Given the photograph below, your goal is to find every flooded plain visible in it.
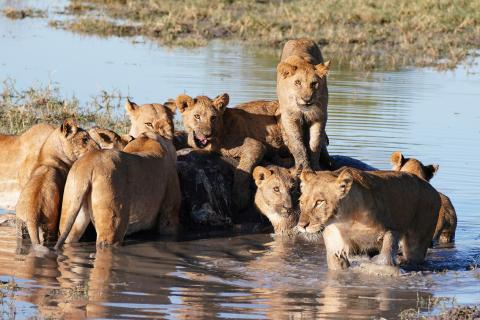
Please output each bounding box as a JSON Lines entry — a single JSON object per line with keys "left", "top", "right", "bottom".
{"left": 1, "top": 1, "right": 480, "bottom": 319}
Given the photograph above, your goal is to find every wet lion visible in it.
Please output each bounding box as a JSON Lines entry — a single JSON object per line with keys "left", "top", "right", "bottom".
{"left": 15, "top": 119, "right": 99, "bottom": 250}
{"left": 297, "top": 168, "right": 441, "bottom": 270}
{"left": 277, "top": 39, "right": 331, "bottom": 171}
{"left": 390, "top": 151, "right": 457, "bottom": 244}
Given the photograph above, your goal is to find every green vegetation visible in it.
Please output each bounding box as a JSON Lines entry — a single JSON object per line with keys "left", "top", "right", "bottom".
{"left": 48, "top": 0, "right": 480, "bottom": 70}
{"left": 0, "top": 80, "right": 130, "bottom": 135}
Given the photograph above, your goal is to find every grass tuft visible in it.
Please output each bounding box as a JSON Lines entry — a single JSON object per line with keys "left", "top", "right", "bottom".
{"left": 2, "top": 7, "right": 46, "bottom": 20}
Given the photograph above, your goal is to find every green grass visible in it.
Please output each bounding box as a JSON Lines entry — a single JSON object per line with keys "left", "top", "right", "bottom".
{"left": 48, "top": 0, "right": 480, "bottom": 70}
{"left": 0, "top": 79, "right": 130, "bottom": 135}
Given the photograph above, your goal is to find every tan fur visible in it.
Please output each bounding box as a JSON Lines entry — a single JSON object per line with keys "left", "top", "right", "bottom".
{"left": 0, "top": 124, "right": 54, "bottom": 209}
{"left": 297, "top": 168, "right": 441, "bottom": 270}
{"left": 253, "top": 165, "right": 299, "bottom": 236}
{"left": 125, "top": 98, "right": 175, "bottom": 139}
{"left": 390, "top": 151, "right": 457, "bottom": 244}
{"left": 88, "top": 127, "right": 133, "bottom": 150}
{"left": 56, "top": 114, "right": 180, "bottom": 249}
{"left": 177, "top": 94, "right": 290, "bottom": 210}
{"left": 15, "top": 119, "right": 99, "bottom": 249}
{"left": 277, "top": 39, "right": 331, "bottom": 171}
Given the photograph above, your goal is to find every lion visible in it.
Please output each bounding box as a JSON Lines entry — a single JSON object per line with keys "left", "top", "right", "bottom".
{"left": 88, "top": 127, "right": 133, "bottom": 150}
{"left": 15, "top": 119, "right": 99, "bottom": 250}
{"left": 276, "top": 38, "right": 331, "bottom": 171}
{"left": 54, "top": 130, "right": 180, "bottom": 249}
{"left": 125, "top": 98, "right": 176, "bottom": 139}
{"left": 253, "top": 165, "right": 300, "bottom": 236}
{"left": 296, "top": 167, "right": 441, "bottom": 270}
{"left": 390, "top": 151, "right": 457, "bottom": 244}
{"left": 176, "top": 94, "right": 291, "bottom": 210}
{"left": 0, "top": 124, "right": 54, "bottom": 209}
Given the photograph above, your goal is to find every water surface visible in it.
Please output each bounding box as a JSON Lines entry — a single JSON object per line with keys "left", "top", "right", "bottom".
{"left": 1, "top": 2, "right": 480, "bottom": 319}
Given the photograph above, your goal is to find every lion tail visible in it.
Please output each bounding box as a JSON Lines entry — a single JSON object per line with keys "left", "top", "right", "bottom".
{"left": 54, "top": 164, "right": 92, "bottom": 250}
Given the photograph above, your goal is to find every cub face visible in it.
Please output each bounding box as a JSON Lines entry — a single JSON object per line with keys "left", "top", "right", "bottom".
{"left": 60, "top": 118, "right": 100, "bottom": 161}
{"left": 297, "top": 169, "right": 353, "bottom": 233}
{"left": 390, "top": 151, "right": 439, "bottom": 182}
{"left": 277, "top": 57, "right": 330, "bottom": 112}
{"left": 175, "top": 93, "right": 229, "bottom": 151}
{"left": 253, "top": 166, "right": 298, "bottom": 217}
{"left": 126, "top": 99, "right": 175, "bottom": 139}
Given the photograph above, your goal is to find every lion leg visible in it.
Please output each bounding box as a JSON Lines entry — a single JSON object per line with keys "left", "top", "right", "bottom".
{"left": 401, "top": 232, "right": 430, "bottom": 266}
{"left": 63, "top": 206, "right": 92, "bottom": 244}
{"left": 281, "top": 117, "right": 310, "bottom": 172}
{"left": 373, "top": 230, "right": 399, "bottom": 266}
{"left": 323, "top": 224, "right": 350, "bottom": 270}
{"left": 95, "top": 207, "right": 127, "bottom": 249}
{"left": 156, "top": 174, "right": 181, "bottom": 236}
{"left": 229, "top": 138, "right": 266, "bottom": 211}
{"left": 436, "top": 195, "right": 457, "bottom": 244}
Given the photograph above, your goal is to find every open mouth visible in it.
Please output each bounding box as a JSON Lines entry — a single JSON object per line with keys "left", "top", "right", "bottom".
{"left": 193, "top": 131, "right": 211, "bottom": 149}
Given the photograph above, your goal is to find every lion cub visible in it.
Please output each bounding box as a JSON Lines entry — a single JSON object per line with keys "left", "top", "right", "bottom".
{"left": 16, "top": 119, "right": 99, "bottom": 249}
{"left": 55, "top": 128, "right": 180, "bottom": 249}
{"left": 390, "top": 152, "right": 457, "bottom": 244}
{"left": 176, "top": 94, "right": 291, "bottom": 210}
{"left": 277, "top": 39, "right": 331, "bottom": 171}
{"left": 253, "top": 166, "right": 299, "bottom": 236}
{"left": 297, "top": 168, "right": 441, "bottom": 270}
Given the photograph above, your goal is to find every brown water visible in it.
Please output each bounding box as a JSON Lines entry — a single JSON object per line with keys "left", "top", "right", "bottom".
{"left": 1, "top": 1, "right": 480, "bottom": 319}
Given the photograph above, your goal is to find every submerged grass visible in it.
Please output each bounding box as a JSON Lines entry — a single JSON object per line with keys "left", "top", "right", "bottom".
{"left": 0, "top": 79, "right": 130, "bottom": 135}
{"left": 49, "top": 0, "right": 480, "bottom": 70}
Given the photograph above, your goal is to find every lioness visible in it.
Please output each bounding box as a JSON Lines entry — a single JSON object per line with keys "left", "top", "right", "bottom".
{"left": 0, "top": 124, "right": 54, "bottom": 209}
{"left": 15, "top": 119, "right": 99, "bottom": 249}
{"left": 253, "top": 165, "right": 299, "bottom": 236}
{"left": 297, "top": 168, "right": 441, "bottom": 270}
{"left": 176, "top": 94, "right": 290, "bottom": 210}
{"left": 55, "top": 131, "right": 180, "bottom": 249}
{"left": 277, "top": 39, "right": 331, "bottom": 171}
{"left": 390, "top": 152, "right": 457, "bottom": 244}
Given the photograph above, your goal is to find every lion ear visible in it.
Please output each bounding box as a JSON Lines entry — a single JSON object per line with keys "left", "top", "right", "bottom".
{"left": 163, "top": 99, "right": 177, "bottom": 115}
{"left": 121, "top": 134, "right": 134, "bottom": 145}
{"left": 61, "top": 118, "right": 78, "bottom": 138}
{"left": 213, "top": 93, "right": 229, "bottom": 111}
{"left": 425, "top": 164, "right": 439, "bottom": 181}
{"left": 253, "top": 166, "right": 272, "bottom": 186}
{"left": 315, "top": 60, "right": 330, "bottom": 78}
{"left": 277, "top": 62, "right": 297, "bottom": 79}
{"left": 125, "top": 98, "right": 138, "bottom": 114}
{"left": 390, "top": 151, "right": 406, "bottom": 169}
{"left": 175, "top": 94, "right": 194, "bottom": 113}
{"left": 336, "top": 168, "right": 353, "bottom": 197}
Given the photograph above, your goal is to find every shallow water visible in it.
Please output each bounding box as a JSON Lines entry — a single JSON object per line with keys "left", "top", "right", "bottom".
{"left": 1, "top": 1, "right": 480, "bottom": 319}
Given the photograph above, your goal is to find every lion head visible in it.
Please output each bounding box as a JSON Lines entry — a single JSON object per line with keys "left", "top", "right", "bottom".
{"left": 57, "top": 118, "right": 100, "bottom": 162}
{"left": 88, "top": 127, "right": 133, "bottom": 150}
{"left": 390, "top": 151, "right": 439, "bottom": 182}
{"left": 175, "top": 93, "right": 229, "bottom": 151}
{"left": 253, "top": 165, "right": 299, "bottom": 233}
{"left": 277, "top": 57, "right": 330, "bottom": 112}
{"left": 297, "top": 168, "right": 353, "bottom": 234}
{"left": 125, "top": 99, "right": 176, "bottom": 139}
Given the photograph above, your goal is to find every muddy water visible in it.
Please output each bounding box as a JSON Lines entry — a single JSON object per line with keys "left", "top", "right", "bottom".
{"left": 1, "top": 2, "right": 480, "bottom": 319}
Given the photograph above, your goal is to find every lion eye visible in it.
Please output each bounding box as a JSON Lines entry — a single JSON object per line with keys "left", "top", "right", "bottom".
{"left": 311, "top": 81, "right": 319, "bottom": 89}
{"left": 145, "top": 122, "right": 153, "bottom": 128}
{"left": 82, "top": 137, "right": 89, "bottom": 144}
{"left": 294, "top": 80, "right": 301, "bottom": 87}
{"left": 273, "top": 186, "right": 280, "bottom": 192}
{"left": 194, "top": 114, "right": 200, "bottom": 120}
{"left": 315, "top": 200, "right": 325, "bottom": 208}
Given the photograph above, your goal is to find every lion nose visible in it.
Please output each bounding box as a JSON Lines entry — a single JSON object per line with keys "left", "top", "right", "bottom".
{"left": 303, "top": 96, "right": 314, "bottom": 104}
